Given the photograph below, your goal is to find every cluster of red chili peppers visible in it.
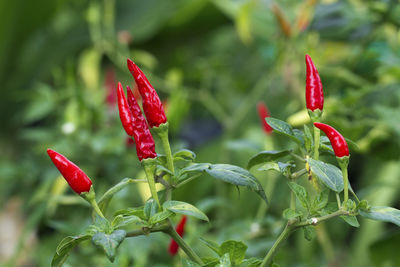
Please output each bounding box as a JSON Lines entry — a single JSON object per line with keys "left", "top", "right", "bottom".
{"left": 47, "top": 58, "right": 187, "bottom": 255}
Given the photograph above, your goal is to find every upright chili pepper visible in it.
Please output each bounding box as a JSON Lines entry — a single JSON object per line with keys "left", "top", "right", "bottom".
{"left": 47, "top": 149, "right": 92, "bottom": 194}
{"left": 127, "top": 59, "right": 167, "bottom": 128}
{"left": 257, "top": 102, "right": 273, "bottom": 134}
{"left": 314, "top": 123, "right": 349, "bottom": 158}
{"left": 305, "top": 55, "right": 324, "bottom": 113}
{"left": 126, "top": 86, "right": 157, "bottom": 161}
{"left": 117, "top": 82, "right": 135, "bottom": 136}
{"left": 168, "top": 216, "right": 188, "bottom": 256}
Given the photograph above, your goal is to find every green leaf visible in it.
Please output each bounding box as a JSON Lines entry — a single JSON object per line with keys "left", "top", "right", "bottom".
{"left": 52, "top": 235, "right": 91, "bottom": 267}
{"left": 283, "top": 208, "right": 302, "bottom": 220}
{"left": 240, "top": 258, "right": 263, "bottom": 267}
{"left": 206, "top": 164, "right": 268, "bottom": 204}
{"left": 216, "top": 253, "right": 231, "bottom": 267}
{"left": 173, "top": 149, "right": 196, "bottom": 161}
{"left": 200, "top": 237, "right": 222, "bottom": 256}
{"left": 278, "top": 161, "right": 296, "bottom": 177}
{"left": 257, "top": 162, "right": 280, "bottom": 172}
{"left": 163, "top": 200, "right": 209, "bottom": 221}
{"left": 265, "top": 118, "right": 302, "bottom": 143}
{"left": 287, "top": 182, "right": 310, "bottom": 210}
{"left": 340, "top": 216, "right": 360, "bottom": 227}
{"left": 303, "top": 226, "right": 316, "bottom": 241}
{"left": 182, "top": 258, "right": 202, "bottom": 267}
{"left": 312, "top": 189, "right": 330, "bottom": 211}
{"left": 114, "top": 207, "right": 146, "bottom": 220}
{"left": 144, "top": 198, "right": 158, "bottom": 220}
{"left": 92, "top": 230, "right": 126, "bottom": 262}
{"left": 220, "top": 240, "right": 248, "bottom": 265}
{"left": 359, "top": 206, "right": 400, "bottom": 226}
{"left": 247, "top": 150, "right": 292, "bottom": 169}
{"left": 307, "top": 158, "right": 344, "bottom": 193}
{"left": 304, "top": 125, "right": 312, "bottom": 152}
{"left": 149, "top": 209, "right": 174, "bottom": 224}
{"left": 111, "top": 215, "right": 145, "bottom": 229}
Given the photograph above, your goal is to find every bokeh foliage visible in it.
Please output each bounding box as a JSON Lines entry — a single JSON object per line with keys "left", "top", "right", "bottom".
{"left": 0, "top": 0, "right": 399, "bottom": 266}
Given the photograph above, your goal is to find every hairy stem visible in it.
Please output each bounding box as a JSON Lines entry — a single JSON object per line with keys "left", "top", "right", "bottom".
{"left": 166, "top": 220, "right": 204, "bottom": 265}
{"left": 341, "top": 165, "right": 349, "bottom": 202}
{"left": 313, "top": 126, "right": 320, "bottom": 160}
{"left": 261, "top": 223, "right": 294, "bottom": 267}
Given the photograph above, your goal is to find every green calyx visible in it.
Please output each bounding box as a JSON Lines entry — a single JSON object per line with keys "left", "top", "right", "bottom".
{"left": 151, "top": 122, "right": 169, "bottom": 134}
{"left": 81, "top": 186, "right": 106, "bottom": 218}
{"left": 142, "top": 158, "right": 161, "bottom": 208}
{"left": 307, "top": 109, "right": 323, "bottom": 123}
{"left": 337, "top": 155, "right": 350, "bottom": 169}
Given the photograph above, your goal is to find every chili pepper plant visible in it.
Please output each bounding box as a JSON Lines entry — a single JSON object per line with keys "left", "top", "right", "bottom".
{"left": 48, "top": 56, "right": 400, "bottom": 267}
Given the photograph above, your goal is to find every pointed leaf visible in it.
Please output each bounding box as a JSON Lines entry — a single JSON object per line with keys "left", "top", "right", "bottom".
{"left": 206, "top": 164, "right": 268, "bottom": 204}
{"left": 265, "top": 118, "right": 302, "bottom": 143}
{"left": 52, "top": 235, "right": 91, "bottom": 267}
{"left": 220, "top": 240, "right": 247, "bottom": 265}
{"left": 92, "top": 230, "right": 126, "bottom": 262}
{"left": 359, "top": 206, "right": 400, "bottom": 226}
{"left": 163, "top": 200, "right": 209, "bottom": 221}
{"left": 307, "top": 158, "right": 344, "bottom": 193}
{"left": 247, "top": 150, "right": 291, "bottom": 169}
{"left": 287, "top": 182, "right": 310, "bottom": 210}
{"left": 340, "top": 216, "right": 360, "bottom": 227}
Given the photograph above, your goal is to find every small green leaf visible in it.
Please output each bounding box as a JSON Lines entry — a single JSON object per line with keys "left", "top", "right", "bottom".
{"left": 265, "top": 118, "right": 302, "bottom": 143}
{"left": 182, "top": 258, "right": 202, "bottom": 267}
{"left": 283, "top": 208, "right": 302, "bottom": 220}
{"left": 247, "top": 150, "right": 291, "bottom": 169}
{"left": 304, "top": 125, "right": 312, "bottom": 152}
{"left": 149, "top": 209, "right": 173, "bottom": 225}
{"left": 92, "top": 230, "right": 126, "bottom": 262}
{"left": 340, "top": 216, "right": 360, "bottom": 227}
{"left": 307, "top": 158, "right": 344, "bottom": 193}
{"left": 173, "top": 149, "right": 196, "bottom": 161}
{"left": 359, "top": 206, "right": 400, "bottom": 226}
{"left": 240, "top": 258, "right": 263, "bottom": 267}
{"left": 257, "top": 162, "right": 280, "bottom": 172}
{"left": 216, "top": 253, "right": 231, "bottom": 267}
{"left": 287, "top": 182, "right": 310, "bottom": 210}
{"left": 52, "top": 235, "right": 91, "bottom": 267}
{"left": 220, "top": 240, "right": 248, "bottom": 265}
{"left": 206, "top": 164, "right": 268, "bottom": 204}
{"left": 144, "top": 198, "right": 158, "bottom": 220}
{"left": 278, "top": 161, "right": 296, "bottom": 177}
{"left": 163, "top": 200, "right": 209, "bottom": 221}
{"left": 114, "top": 207, "right": 146, "bottom": 220}
{"left": 200, "top": 237, "right": 222, "bottom": 256}
{"left": 312, "top": 189, "right": 330, "bottom": 211}
{"left": 303, "top": 226, "right": 316, "bottom": 241}
{"left": 111, "top": 215, "right": 145, "bottom": 229}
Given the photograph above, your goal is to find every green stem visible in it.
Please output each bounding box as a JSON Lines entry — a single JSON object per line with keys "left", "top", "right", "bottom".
{"left": 341, "top": 165, "right": 349, "bottom": 202}
{"left": 143, "top": 161, "right": 161, "bottom": 208}
{"left": 126, "top": 224, "right": 168, "bottom": 237}
{"left": 294, "top": 210, "right": 349, "bottom": 227}
{"left": 313, "top": 126, "right": 320, "bottom": 160}
{"left": 260, "top": 223, "right": 294, "bottom": 267}
{"left": 291, "top": 168, "right": 306, "bottom": 179}
{"left": 89, "top": 198, "right": 105, "bottom": 218}
{"left": 336, "top": 193, "right": 342, "bottom": 209}
{"left": 166, "top": 220, "right": 204, "bottom": 265}
{"left": 157, "top": 126, "right": 175, "bottom": 182}
{"left": 290, "top": 152, "right": 306, "bottom": 162}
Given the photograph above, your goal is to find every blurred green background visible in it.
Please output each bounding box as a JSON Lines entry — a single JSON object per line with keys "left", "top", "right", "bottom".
{"left": 1, "top": 0, "right": 400, "bottom": 266}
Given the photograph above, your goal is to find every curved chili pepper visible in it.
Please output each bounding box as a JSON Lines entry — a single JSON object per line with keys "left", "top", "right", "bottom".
{"left": 117, "top": 82, "right": 135, "bottom": 136}
{"left": 127, "top": 59, "right": 167, "bottom": 128}
{"left": 305, "top": 55, "right": 324, "bottom": 112}
{"left": 168, "top": 216, "right": 188, "bottom": 256}
{"left": 257, "top": 102, "right": 273, "bottom": 134}
{"left": 126, "top": 86, "right": 157, "bottom": 161}
{"left": 47, "top": 149, "right": 92, "bottom": 194}
{"left": 314, "top": 123, "right": 349, "bottom": 157}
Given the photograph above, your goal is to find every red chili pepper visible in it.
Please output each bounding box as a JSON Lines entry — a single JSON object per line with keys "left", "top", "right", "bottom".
{"left": 257, "top": 102, "right": 273, "bottom": 134}
{"left": 117, "top": 82, "right": 135, "bottom": 136}
{"left": 314, "top": 123, "right": 349, "bottom": 157}
{"left": 168, "top": 216, "right": 188, "bottom": 256}
{"left": 305, "top": 55, "right": 324, "bottom": 112}
{"left": 126, "top": 86, "right": 157, "bottom": 161}
{"left": 127, "top": 59, "right": 167, "bottom": 128}
{"left": 47, "top": 149, "right": 92, "bottom": 194}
